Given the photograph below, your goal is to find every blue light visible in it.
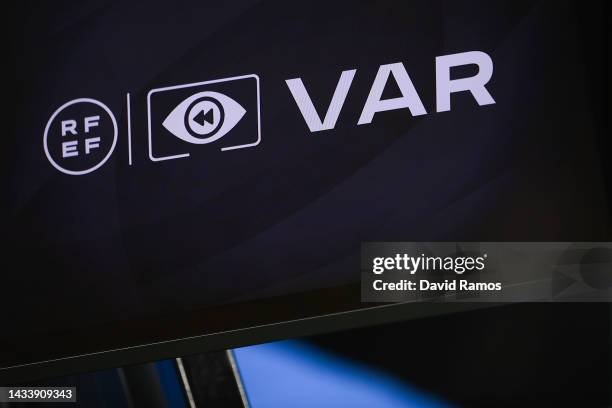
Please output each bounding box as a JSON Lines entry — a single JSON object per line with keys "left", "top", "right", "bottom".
{"left": 156, "top": 359, "right": 188, "bottom": 408}
{"left": 233, "top": 341, "right": 452, "bottom": 408}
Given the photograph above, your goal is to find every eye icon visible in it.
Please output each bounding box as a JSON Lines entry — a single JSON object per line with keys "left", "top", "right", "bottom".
{"left": 162, "top": 91, "right": 246, "bottom": 144}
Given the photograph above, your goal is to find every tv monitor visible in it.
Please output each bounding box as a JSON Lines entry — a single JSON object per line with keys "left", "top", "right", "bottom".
{"left": 3, "top": 0, "right": 610, "bottom": 382}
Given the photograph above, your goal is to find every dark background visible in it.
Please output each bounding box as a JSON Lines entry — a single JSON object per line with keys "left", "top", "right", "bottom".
{"left": 3, "top": 0, "right": 611, "bottom": 389}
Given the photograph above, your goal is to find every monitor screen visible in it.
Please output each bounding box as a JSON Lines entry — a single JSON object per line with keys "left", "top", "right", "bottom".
{"left": 3, "top": 0, "right": 610, "bottom": 380}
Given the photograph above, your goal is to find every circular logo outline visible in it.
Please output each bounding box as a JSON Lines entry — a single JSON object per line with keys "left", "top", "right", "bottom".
{"left": 43, "top": 98, "right": 118, "bottom": 176}
{"left": 184, "top": 96, "right": 225, "bottom": 141}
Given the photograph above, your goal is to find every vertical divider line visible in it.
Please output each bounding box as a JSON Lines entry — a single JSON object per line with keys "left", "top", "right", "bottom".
{"left": 127, "top": 93, "right": 133, "bottom": 165}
